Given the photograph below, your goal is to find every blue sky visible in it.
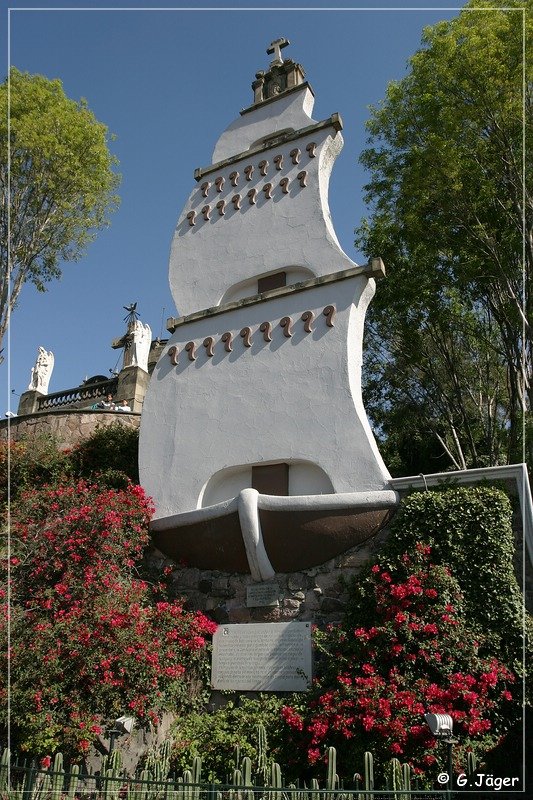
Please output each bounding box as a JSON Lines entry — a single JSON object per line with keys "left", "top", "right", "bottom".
{"left": 2, "top": 1, "right": 461, "bottom": 411}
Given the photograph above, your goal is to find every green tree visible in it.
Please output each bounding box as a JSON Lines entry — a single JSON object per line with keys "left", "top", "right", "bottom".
{"left": 357, "top": 0, "right": 531, "bottom": 470}
{"left": 0, "top": 68, "right": 119, "bottom": 354}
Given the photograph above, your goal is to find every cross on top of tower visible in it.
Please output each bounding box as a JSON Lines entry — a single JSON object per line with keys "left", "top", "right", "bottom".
{"left": 250, "top": 38, "right": 305, "bottom": 107}
{"left": 267, "top": 37, "right": 289, "bottom": 66}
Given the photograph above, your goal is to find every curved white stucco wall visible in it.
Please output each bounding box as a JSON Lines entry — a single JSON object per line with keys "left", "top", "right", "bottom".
{"left": 168, "top": 89, "right": 356, "bottom": 317}
{"left": 201, "top": 460, "right": 334, "bottom": 507}
{"left": 139, "top": 275, "right": 391, "bottom": 522}
{"left": 140, "top": 74, "right": 394, "bottom": 533}
{"left": 212, "top": 85, "right": 316, "bottom": 163}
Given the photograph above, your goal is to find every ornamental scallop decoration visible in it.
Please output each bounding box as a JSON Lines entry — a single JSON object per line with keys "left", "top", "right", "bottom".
{"left": 168, "top": 307, "right": 336, "bottom": 368}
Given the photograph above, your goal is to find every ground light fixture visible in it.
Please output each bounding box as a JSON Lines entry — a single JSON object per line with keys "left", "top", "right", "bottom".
{"left": 424, "top": 714, "right": 458, "bottom": 798}
{"left": 107, "top": 715, "right": 136, "bottom": 754}
{"left": 424, "top": 713, "right": 454, "bottom": 738}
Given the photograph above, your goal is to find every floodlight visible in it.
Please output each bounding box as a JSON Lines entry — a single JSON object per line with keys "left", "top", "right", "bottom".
{"left": 115, "top": 715, "right": 136, "bottom": 734}
{"left": 424, "top": 713, "right": 453, "bottom": 738}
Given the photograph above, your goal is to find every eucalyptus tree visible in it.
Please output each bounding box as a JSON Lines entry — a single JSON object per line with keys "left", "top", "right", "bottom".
{"left": 0, "top": 68, "right": 120, "bottom": 356}
{"left": 357, "top": 0, "right": 531, "bottom": 469}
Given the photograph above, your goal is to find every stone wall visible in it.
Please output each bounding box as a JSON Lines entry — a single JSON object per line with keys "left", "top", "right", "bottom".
{"left": 0, "top": 409, "right": 141, "bottom": 450}
{"left": 149, "top": 525, "right": 391, "bottom": 627}
{"left": 151, "top": 497, "right": 532, "bottom": 620}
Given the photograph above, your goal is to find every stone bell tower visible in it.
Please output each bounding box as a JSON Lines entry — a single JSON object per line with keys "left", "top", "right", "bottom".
{"left": 139, "top": 41, "right": 398, "bottom": 582}
{"left": 252, "top": 37, "right": 306, "bottom": 103}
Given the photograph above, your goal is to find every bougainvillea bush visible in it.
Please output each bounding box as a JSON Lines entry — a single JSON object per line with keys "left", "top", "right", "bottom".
{"left": 282, "top": 544, "right": 517, "bottom": 783}
{"left": 382, "top": 487, "right": 526, "bottom": 673}
{"left": 0, "top": 480, "right": 216, "bottom": 757}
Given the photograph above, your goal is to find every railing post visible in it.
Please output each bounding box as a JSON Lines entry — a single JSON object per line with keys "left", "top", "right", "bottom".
{"left": 17, "top": 390, "right": 42, "bottom": 415}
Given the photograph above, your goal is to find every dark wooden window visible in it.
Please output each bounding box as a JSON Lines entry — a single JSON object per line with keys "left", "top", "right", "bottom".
{"left": 251, "top": 463, "right": 289, "bottom": 496}
{"left": 258, "top": 272, "right": 286, "bottom": 293}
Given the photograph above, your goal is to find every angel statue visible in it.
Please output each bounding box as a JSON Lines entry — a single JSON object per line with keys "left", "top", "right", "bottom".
{"left": 28, "top": 346, "right": 54, "bottom": 394}
{"left": 130, "top": 320, "right": 152, "bottom": 372}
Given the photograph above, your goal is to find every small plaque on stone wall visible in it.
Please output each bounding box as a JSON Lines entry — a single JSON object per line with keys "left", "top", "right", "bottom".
{"left": 211, "top": 621, "right": 312, "bottom": 691}
{"left": 246, "top": 583, "right": 280, "bottom": 607}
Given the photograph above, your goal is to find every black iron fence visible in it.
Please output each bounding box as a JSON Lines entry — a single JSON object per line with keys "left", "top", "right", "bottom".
{"left": 0, "top": 767, "right": 451, "bottom": 800}
{"left": 2, "top": 748, "right": 522, "bottom": 800}
{"left": 0, "top": 749, "right": 456, "bottom": 800}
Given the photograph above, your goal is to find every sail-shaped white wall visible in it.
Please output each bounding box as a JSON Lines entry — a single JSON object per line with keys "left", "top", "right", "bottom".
{"left": 139, "top": 43, "right": 398, "bottom": 579}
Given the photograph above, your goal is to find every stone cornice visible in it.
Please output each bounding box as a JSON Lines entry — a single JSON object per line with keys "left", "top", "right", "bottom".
{"left": 166, "top": 259, "right": 385, "bottom": 333}
{"left": 193, "top": 113, "right": 343, "bottom": 182}
{"left": 239, "top": 80, "right": 314, "bottom": 116}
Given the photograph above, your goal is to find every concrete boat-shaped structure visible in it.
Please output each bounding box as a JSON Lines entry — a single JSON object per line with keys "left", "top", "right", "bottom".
{"left": 139, "top": 41, "right": 398, "bottom": 579}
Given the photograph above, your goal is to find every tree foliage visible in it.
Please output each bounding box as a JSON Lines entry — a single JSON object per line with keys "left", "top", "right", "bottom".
{"left": 0, "top": 68, "right": 120, "bottom": 352}
{"left": 357, "top": 0, "right": 532, "bottom": 470}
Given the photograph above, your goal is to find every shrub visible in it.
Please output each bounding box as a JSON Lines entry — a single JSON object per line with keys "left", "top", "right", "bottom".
{"left": 171, "top": 696, "right": 289, "bottom": 781}
{"left": 1, "top": 480, "right": 216, "bottom": 758}
{"left": 1, "top": 424, "right": 140, "bottom": 507}
{"left": 382, "top": 485, "right": 531, "bottom": 705}
{"left": 0, "top": 434, "right": 71, "bottom": 506}
{"left": 384, "top": 487, "right": 523, "bottom": 654}
{"left": 283, "top": 544, "right": 517, "bottom": 784}
{"left": 69, "top": 422, "right": 139, "bottom": 484}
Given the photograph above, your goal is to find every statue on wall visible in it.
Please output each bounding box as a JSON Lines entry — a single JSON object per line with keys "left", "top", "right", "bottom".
{"left": 111, "top": 305, "right": 152, "bottom": 372}
{"left": 28, "top": 346, "right": 54, "bottom": 394}
{"left": 129, "top": 320, "right": 152, "bottom": 372}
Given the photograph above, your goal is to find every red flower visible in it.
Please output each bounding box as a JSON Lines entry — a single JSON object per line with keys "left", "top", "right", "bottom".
{"left": 281, "top": 705, "right": 304, "bottom": 731}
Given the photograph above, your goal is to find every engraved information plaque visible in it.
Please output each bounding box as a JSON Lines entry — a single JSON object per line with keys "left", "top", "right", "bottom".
{"left": 246, "top": 583, "right": 280, "bottom": 608}
{"left": 211, "top": 621, "right": 312, "bottom": 691}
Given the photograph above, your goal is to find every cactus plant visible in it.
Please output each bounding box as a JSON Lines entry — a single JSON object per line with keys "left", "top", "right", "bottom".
{"left": 102, "top": 765, "right": 121, "bottom": 800}
{"left": 467, "top": 751, "right": 477, "bottom": 776}
{"left": 364, "top": 750, "right": 374, "bottom": 798}
{"left": 65, "top": 763, "right": 80, "bottom": 799}
{"left": 402, "top": 762, "right": 411, "bottom": 793}
{"left": 384, "top": 757, "right": 403, "bottom": 793}
{"left": 268, "top": 760, "right": 282, "bottom": 800}
{"left": 50, "top": 752, "right": 64, "bottom": 800}
{"left": 37, "top": 771, "right": 53, "bottom": 799}
{"left": 256, "top": 723, "right": 268, "bottom": 785}
{"left": 310, "top": 776, "right": 320, "bottom": 800}
{"left": 326, "top": 747, "right": 337, "bottom": 791}
{"left": 0, "top": 748, "right": 10, "bottom": 793}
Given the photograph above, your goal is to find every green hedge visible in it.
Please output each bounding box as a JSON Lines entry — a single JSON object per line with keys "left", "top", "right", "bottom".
{"left": 382, "top": 486, "right": 525, "bottom": 668}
